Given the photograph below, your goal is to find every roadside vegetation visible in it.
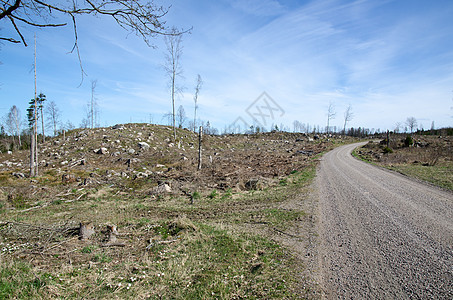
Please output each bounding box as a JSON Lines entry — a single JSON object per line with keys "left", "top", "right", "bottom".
{"left": 353, "top": 131, "right": 453, "bottom": 191}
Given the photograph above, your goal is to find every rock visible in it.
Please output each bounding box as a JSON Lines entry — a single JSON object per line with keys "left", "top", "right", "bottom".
{"left": 95, "top": 148, "right": 109, "bottom": 155}
{"left": 134, "top": 172, "right": 149, "bottom": 179}
{"left": 80, "top": 178, "right": 94, "bottom": 186}
{"left": 150, "top": 183, "right": 172, "bottom": 195}
{"left": 7, "top": 151, "right": 12, "bottom": 155}
{"left": 297, "top": 150, "right": 314, "bottom": 156}
{"left": 127, "top": 148, "right": 136, "bottom": 154}
{"left": 244, "top": 177, "right": 272, "bottom": 191}
{"left": 112, "top": 124, "right": 124, "bottom": 130}
{"left": 138, "top": 142, "right": 150, "bottom": 150}
{"left": 62, "top": 173, "right": 77, "bottom": 183}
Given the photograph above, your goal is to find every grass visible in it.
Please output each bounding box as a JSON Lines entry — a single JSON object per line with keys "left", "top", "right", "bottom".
{"left": 388, "top": 163, "right": 453, "bottom": 191}
{"left": 0, "top": 161, "right": 319, "bottom": 299}
{"left": 0, "top": 222, "right": 300, "bottom": 299}
{"left": 353, "top": 143, "right": 453, "bottom": 191}
{"left": 0, "top": 125, "right": 334, "bottom": 299}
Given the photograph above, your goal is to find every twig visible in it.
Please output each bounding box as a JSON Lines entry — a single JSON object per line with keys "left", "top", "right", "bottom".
{"left": 272, "top": 228, "right": 300, "bottom": 238}
{"left": 42, "top": 236, "right": 78, "bottom": 253}
{"left": 76, "top": 193, "right": 87, "bottom": 201}
{"left": 19, "top": 202, "right": 50, "bottom": 212}
{"left": 146, "top": 239, "right": 178, "bottom": 250}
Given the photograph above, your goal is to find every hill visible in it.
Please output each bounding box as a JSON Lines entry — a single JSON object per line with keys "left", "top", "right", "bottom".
{"left": 0, "top": 123, "right": 351, "bottom": 299}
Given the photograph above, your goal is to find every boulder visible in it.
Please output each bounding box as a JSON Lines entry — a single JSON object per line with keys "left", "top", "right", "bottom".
{"left": 62, "top": 173, "right": 77, "bottom": 183}
{"left": 150, "top": 183, "right": 172, "bottom": 195}
{"left": 243, "top": 177, "right": 272, "bottom": 191}
{"left": 138, "top": 142, "right": 150, "bottom": 150}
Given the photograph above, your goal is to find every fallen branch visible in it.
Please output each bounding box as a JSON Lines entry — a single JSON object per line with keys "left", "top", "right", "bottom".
{"left": 41, "top": 236, "right": 79, "bottom": 253}
{"left": 19, "top": 202, "right": 50, "bottom": 212}
{"left": 272, "top": 227, "right": 300, "bottom": 238}
{"left": 146, "top": 239, "right": 178, "bottom": 250}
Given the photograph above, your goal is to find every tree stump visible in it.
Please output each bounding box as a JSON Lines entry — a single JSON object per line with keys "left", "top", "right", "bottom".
{"left": 79, "top": 222, "right": 95, "bottom": 240}
{"left": 103, "top": 224, "right": 125, "bottom": 247}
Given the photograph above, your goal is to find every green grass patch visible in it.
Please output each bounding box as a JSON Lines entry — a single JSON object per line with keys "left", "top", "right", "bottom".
{"left": 388, "top": 164, "right": 453, "bottom": 191}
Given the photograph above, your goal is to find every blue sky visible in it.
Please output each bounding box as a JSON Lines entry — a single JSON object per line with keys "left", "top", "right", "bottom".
{"left": 1, "top": 0, "right": 452, "bottom": 133}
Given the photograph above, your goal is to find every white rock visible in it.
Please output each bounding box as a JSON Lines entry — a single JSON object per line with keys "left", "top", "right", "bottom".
{"left": 150, "top": 184, "right": 171, "bottom": 195}
{"left": 138, "top": 142, "right": 150, "bottom": 150}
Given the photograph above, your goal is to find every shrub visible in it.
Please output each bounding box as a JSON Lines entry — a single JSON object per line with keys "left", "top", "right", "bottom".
{"left": 383, "top": 147, "right": 393, "bottom": 154}
{"left": 404, "top": 135, "right": 413, "bottom": 147}
{"left": 208, "top": 190, "right": 218, "bottom": 199}
{"left": 192, "top": 191, "right": 201, "bottom": 200}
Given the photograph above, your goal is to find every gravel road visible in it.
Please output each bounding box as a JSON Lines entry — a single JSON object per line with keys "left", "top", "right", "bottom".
{"left": 317, "top": 142, "right": 453, "bottom": 299}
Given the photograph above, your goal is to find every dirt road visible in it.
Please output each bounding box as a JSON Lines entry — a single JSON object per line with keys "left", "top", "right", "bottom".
{"left": 316, "top": 142, "right": 453, "bottom": 299}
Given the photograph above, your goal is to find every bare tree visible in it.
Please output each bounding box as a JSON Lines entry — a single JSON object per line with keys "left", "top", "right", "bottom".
{"left": 0, "top": 0, "right": 178, "bottom": 80}
{"left": 162, "top": 112, "right": 173, "bottom": 126}
{"left": 5, "top": 105, "right": 22, "bottom": 147}
{"left": 405, "top": 117, "right": 418, "bottom": 133}
{"left": 85, "top": 80, "right": 100, "bottom": 128}
{"left": 164, "top": 27, "right": 184, "bottom": 142}
{"left": 343, "top": 104, "right": 353, "bottom": 134}
{"left": 394, "top": 122, "right": 402, "bottom": 133}
{"left": 176, "top": 105, "right": 186, "bottom": 128}
{"left": 326, "top": 101, "right": 336, "bottom": 134}
{"left": 45, "top": 100, "right": 61, "bottom": 136}
{"left": 29, "top": 35, "right": 38, "bottom": 176}
{"left": 193, "top": 74, "right": 203, "bottom": 132}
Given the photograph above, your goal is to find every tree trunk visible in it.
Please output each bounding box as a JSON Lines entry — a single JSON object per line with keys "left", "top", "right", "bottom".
{"left": 198, "top": 126, "right": 203, "bottom": 170}
{"left": 41, "top": 107, "right": 45, "bottom": 143}
{"left": 79, "top": 222, "right": 95, "bottom": 240}
{"left": 172, "top": 71, "right": 176, "bottom": 142}
{"left": 29, "top": 132, "right": 35, "bottom": 177}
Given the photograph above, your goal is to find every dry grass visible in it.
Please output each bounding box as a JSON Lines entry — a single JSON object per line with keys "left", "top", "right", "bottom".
{"left": 354, "top": 135, "right": 453, "bottom": 191}
{"left": 0, "top": 167, "right": 317, "bottom": 299}
{"left": 0, "top": 124, "right": 342, "bottom": 299}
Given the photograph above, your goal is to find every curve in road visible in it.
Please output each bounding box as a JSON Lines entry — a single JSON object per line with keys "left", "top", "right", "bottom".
{"left": 317, "top": 142, "right": 453, "bottom": 299}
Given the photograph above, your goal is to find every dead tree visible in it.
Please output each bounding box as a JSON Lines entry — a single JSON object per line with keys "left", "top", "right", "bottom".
{"left": 326, "top": 101, "right": 336, "bottom": 134}
{"left": 5, "top": 105, "right": 22, "bottom": 147}
{"left": 343, "top": 104, "right": 353, "bottom": 134}
{"left": 164, "top": 27, "right": 184, "bottom": 142}
{"left": 198, "top": 126, "right": 203, "bottom": 170}
{"left": 45, "top": 100, "right": 61, "bottom": 136}
{"left": 193, "top": 74, "right": 203, "bottom": 132}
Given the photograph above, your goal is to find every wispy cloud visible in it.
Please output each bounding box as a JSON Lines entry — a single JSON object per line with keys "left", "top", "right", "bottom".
{"left": 1, "top": 0, "right": 452, "bottom": 130}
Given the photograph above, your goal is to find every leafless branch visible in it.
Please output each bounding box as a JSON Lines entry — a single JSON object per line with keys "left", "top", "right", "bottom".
{"left": 0, "top": 36, "right": 20, "bottom": 43}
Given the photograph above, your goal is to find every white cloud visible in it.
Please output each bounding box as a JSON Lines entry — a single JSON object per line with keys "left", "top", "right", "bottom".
{"left": 230, "top": 0, "right": 286, "bottom": 16}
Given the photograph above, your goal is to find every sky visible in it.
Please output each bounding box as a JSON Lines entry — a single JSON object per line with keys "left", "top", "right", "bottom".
{"left": 1, "top": 0, "right": 452, "bottom": 133}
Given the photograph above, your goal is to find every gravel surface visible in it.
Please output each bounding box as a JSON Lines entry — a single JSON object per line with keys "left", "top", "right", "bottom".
{"left": 316, "top": 142, "right": 453, "bottom": 299}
